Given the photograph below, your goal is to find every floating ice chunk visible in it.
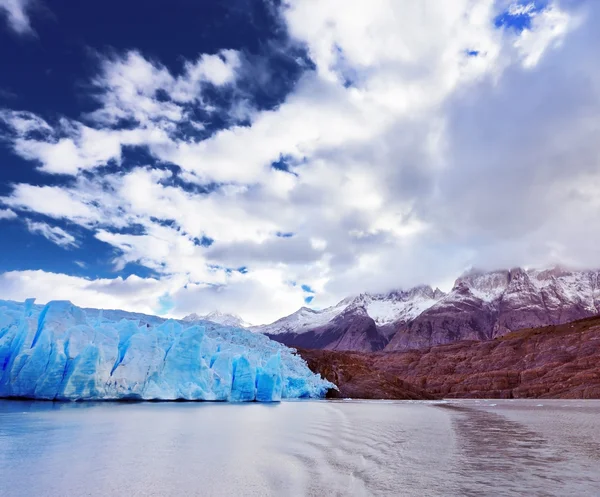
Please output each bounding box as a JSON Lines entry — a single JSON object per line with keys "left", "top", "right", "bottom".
{"left": 0, "top": 299, "right": 335, "bottom": 402}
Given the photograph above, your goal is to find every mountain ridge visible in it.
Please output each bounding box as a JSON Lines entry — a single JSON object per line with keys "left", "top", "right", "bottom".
{"left": 254, "top": 266, "right": 600, "bottom": 352}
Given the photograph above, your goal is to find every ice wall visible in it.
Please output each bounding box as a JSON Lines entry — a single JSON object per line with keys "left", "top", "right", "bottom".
{"left": 0, "top": 299, "right": 335, "bottom": 402}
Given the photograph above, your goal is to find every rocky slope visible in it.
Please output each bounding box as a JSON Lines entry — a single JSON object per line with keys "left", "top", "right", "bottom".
{"left": 259, "top": 267, "right": 600, "bottom": 352}
{"left": 385, "top": 267, "right": 600, "bottom": 351}
{"left": 298, "top": 315, "right": 600, "bottom": 399}
{"left": 256, "top": 285, "right": 444, "bottom": 352}
{"left": 298, "top": 348, "right": 438, "bottom": 400}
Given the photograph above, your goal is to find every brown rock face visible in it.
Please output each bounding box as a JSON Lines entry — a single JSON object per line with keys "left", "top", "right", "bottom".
{"left": 297, "top": 348, "right": 438, "bottom": 400}
{"left": 298, "top": 315, "right": 600, "bottom": 399}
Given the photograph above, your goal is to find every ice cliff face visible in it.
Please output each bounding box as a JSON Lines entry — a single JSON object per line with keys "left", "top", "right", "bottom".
{"left": 0, "top": 299, "right": 334, "bottom": 402}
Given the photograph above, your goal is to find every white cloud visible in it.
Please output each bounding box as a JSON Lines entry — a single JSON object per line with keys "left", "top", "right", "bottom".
{"left": 1, "top": 1, "right": 599, "bottom": 324}
{"left": 4, "top": 183, "right": 101, "bottom": 223}
{"left": 0, "top": 271, "right": 169, "bottom": 315}
{"left": 0, "top": 0, "right": 34, "bottom": 34}
{"left": 508, "top": 2, "right": 536, "bottom": 17}
{"left": 25, "top": 220, "right": 78, "bottom": 248}
{"left": 1, "top": 111, "right": 172, "bottom": 175}
{"left": 0, "top": 208, "right": 17, "bottom": 219}
{"left": 89, "top": 49, "right": 241, "bottom": 125}
{"left": 0, "top": 110, "right": 51, "bottom": 134}
{"left": 88, "top": 51, "right": 183, "bottom": 126}
{"left": 513, "top": 3, "right": 574, "bottom": 68}
{"left": 169, "top": 268, "right": 307, "bottom": 325}
{"left": 0, "top": 268, "right": 305, "bottom": 324}
{"left": 14, "top": 133, "right": 119, "bottom": 175}
{"left": 171, "top": 50, "right": 241, "bottom": 101}
{"left": 0, "top": 48, "right": 241, "bottom": 176}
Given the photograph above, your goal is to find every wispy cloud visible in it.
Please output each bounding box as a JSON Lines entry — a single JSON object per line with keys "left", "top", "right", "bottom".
{"left": 25, "top": 220, "right": 79, "bottom": 248}
{"left": 0, "top": 208, "right": 17, "bottom": 219}
{"left": 0, "top": 0, "right": 35, "bottom": 34}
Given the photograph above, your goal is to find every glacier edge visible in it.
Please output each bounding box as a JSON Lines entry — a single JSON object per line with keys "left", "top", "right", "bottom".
{"left": 0, "top": 299, "right": 335, "bottom": 402}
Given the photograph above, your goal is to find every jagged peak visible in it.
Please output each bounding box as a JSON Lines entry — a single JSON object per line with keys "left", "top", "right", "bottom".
{"left": 254, "top": 266, "right": 600, "bottom": 338}
{"left": 205, "top": 310, "right": 244, "bottom": 320}
{"left": 455, "top": 268, "right": 510, "bottom": 286}
{"left": 298, "top": 306, "right": 319, "bottom": 314}
{"left": 405, "top": 284, "right": 436, "bottom": 299}
{"left": 182, "top": 312, "right": 201, "bottom": 321}
{"left": 528, "top": 265, "right": 573, "bottom": 280}
{"left": 452, "top": 281, "right": 473, "bottom": 295}
{"left": 457, "top": 266, "right": 485, "bottom": 279}
{"left": 433, "top": 287, "right": 446, "bottom": 299}
{"left": 508, "top": 266, "right": 527, "bottom": 277}
{"left": 183, "top": 310, "right": 250, "bottom": 327}
{"left": 337, "top": 294, "right": 359, "bottom": 306}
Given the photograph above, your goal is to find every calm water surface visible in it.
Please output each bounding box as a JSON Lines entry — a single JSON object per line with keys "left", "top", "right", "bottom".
{"left": 1, "top": 399, "right": 599, "bottom": 496}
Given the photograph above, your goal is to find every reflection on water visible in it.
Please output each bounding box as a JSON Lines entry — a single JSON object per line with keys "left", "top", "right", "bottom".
{"left": 1, "top": 399, "right": 599, "bottom": 496}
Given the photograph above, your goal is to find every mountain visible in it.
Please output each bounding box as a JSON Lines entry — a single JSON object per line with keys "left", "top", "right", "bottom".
{"left": 183, "top": 310, "right": 251, "bottom": 328}
{"left": 252, "top": 285, "right": 445, "bottom": 352}
{"left": 299, "top": 314, "right": 600, "bottom": 399}
{"left": 385, "top": 267, "right": 600, "bottom": 351}
{"left": 256, "top": 267, "right": 600, "bottom": 352}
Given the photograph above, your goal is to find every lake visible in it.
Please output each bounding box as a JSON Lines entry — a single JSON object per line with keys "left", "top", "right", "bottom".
{"left": 1, "top": 399, "right": 599, "bottom": 496}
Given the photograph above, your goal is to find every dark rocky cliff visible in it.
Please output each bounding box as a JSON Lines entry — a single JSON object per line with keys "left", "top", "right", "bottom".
{"left": 298, "top": 315, "right": 600, "bottom": 399}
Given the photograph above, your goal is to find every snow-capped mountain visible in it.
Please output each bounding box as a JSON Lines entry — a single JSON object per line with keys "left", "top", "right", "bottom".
{"left": 385, "top": 266, "right": 600, "bottom": 351}
{"left": 255, "top": 286, "right": 445, "bottom": 335}
{"left": 360, "top": 286, "right": 446, "bottom": 325}
{"left": 183, "top": 310, "right": 251, "bottom": 328}
{"left": 251, "top": 300, "right": 353, "bottom": 336}
{"left": 252, "top": 285, "right": 447, "bottom": 352}
{"left": 256, "top": 267, "right": 600, "bottom": 352}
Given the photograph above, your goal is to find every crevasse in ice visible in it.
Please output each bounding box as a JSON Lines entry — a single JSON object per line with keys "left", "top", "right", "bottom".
{"left": 0, "top": 299, "right": 335, "bottom": 402}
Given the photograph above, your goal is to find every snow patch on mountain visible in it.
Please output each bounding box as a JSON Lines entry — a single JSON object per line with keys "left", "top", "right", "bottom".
{"left": 255, "top": 267, "right": 600, "bottom": 348}
{"left": 183, "top": 310, "right": 251, "bottom": 328}
{"left": 254, "top": 286, "right": 446, "bottom": 334}
{"left": 252, "top": 301, "right": 349, "bottom": 336}
{"left": 366, "top": 296, "right": 438, "bottom": 325}
{"left": 455, "top": 269, "right": 510, "bottom": 302}
{"left": 528, "top": 268, "right": 600, "bottom": 312}
{"left": 448, "top": 267, "right": 600, "bottom": 321}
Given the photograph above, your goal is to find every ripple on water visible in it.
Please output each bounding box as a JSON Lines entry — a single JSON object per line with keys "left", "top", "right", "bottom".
{"left": 1, "top": 399, "right": 600, "bottom": 496}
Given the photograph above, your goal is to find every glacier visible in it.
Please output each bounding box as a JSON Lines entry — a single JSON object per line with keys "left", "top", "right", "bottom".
{"left": 0, "top": 299, "right": 335, "bottom": 402}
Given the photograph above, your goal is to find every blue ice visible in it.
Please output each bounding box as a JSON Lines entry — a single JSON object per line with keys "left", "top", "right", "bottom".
{"left": 0, "top": 299, "right": 334, "bottom": 402}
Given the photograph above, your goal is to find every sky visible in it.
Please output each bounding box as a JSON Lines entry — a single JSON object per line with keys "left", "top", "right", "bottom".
{"left": 0, "top": 0, "right": 599, "bottom": 324}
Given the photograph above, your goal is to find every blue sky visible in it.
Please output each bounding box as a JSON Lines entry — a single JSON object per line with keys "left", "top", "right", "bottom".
{"left": 0, "top": 0, "right": 599, "bottom": 323}
{"left": 0, "top": 0, "right": 301, "bottom": 281}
